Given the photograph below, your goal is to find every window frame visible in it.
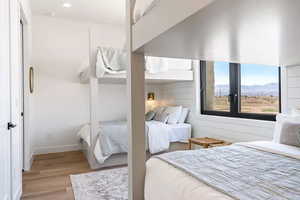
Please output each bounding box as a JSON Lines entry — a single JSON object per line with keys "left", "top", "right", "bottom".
{"left": 200, "top": 61, "right": 281, "bottom": 121}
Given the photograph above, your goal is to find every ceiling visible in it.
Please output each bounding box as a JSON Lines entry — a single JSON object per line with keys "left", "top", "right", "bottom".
{"left": 30, "top": 0, "right": 125, "bottom": 25}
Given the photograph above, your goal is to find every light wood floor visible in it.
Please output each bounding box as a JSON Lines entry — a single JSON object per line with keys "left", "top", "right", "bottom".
{"left": 22, "top": 151, "right": 93, "bottom": 200}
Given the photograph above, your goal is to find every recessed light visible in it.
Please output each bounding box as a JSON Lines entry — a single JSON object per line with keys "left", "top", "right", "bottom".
{"left": 62, "top": 2, "right": 72, "bottom": 8}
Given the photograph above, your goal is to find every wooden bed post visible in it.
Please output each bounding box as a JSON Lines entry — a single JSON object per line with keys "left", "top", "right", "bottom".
{"left": 126, "top": 1, "right": 146, "bottom": 200}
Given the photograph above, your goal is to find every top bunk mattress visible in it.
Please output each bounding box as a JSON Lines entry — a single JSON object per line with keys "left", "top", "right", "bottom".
{"left": 78, "top": 47, "right": 194, "bottom": 83}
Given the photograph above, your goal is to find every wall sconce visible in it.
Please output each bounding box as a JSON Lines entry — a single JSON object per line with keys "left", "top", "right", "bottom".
{"left": 147, "top": 92, "right": 155, "bottom": 101}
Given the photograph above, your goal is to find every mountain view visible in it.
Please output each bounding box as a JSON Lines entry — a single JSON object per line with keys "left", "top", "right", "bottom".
{"left": 214, "top": 83, "right": 279, "bottom": 97}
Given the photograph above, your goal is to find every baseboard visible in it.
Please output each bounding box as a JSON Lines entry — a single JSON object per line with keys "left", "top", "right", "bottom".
{"left": 30, "top": 153, "right": 34, "bottom": 168}
{"left": 34, "top": 144, "right": 82, "bottom": 155}
{"left": 23, "top": 153, "right": 34, "bottom": 171}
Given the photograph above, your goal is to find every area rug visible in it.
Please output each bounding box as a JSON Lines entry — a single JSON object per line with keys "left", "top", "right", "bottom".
{"left": 70, "top": 167, "right": 128, "bottom": 200}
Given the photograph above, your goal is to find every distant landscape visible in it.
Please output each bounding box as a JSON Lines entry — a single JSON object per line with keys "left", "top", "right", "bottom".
{"left": 213, "top": 83, "right": 279, "bottom": 114}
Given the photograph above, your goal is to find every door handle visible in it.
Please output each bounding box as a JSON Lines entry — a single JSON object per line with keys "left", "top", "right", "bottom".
{"left": 7, "top": 122, "right": 17, "bottom": 130}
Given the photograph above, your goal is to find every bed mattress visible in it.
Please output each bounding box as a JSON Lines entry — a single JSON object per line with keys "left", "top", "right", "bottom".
{"left": 145, "top": 141, "right": 300, "bottom": 200}
{"left": 77, "top": 120, "right": 191, "bottom": 164}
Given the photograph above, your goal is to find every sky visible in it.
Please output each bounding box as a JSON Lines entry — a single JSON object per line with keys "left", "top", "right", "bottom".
{"left": 214, "top": 62, "right": 279, "bottom": 86}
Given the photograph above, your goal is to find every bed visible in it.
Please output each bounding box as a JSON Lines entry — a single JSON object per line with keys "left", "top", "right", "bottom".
{"left": 77, "top": 120, "right": 191, "bottom": 169}
{"left": 145, "top": 141, "right": 300, "bottom": 200}
{"left": 126, "top": 0, "right": 300, "bottom": 198}
{"left": 78, "top": 46, "right": 194, "bottom": 84}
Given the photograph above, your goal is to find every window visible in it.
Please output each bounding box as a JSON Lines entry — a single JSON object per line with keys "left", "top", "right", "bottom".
{"left": 200, "top": 61, "right": 281, "bottom": 121}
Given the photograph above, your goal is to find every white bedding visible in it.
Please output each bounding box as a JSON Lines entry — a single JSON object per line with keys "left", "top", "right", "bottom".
{"left": 167, "top": 123, "right": 191, "bottom": 143}
{"left": 78, "top": 50, "right": 193, "bottom": 81}
{"left": 78, "top": 120, "right": 191, "bottom": 164}
{"left": 145, "top": 141, "right": 300, "bottom": 200}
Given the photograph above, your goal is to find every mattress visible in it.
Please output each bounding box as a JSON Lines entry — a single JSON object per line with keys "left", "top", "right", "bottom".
{"left": 145, "top": 141, "right": 300, "bottom": 200}
{"left": 77, "top": 120, "right": 191, "bottom": 163}
{"left": 78, "top": 44, "right": 194, "bottom": 82}
{"left": 78, "top": 121, "right": 191, "bottom": 146}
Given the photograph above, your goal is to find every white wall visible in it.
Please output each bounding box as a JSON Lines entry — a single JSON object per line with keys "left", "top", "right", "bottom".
{"left": 31, "top": 16, "right": 161, "bottom": 154}
{"left": 286, "top": 66, "right": 300, "bottom": 111}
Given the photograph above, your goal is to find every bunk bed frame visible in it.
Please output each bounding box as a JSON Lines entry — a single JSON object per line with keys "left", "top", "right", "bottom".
{"left": 127, "top": 0, "right": 300, "bottom": 199}
{"left": 82, "top": 20, "right": 194, "bottom": 170}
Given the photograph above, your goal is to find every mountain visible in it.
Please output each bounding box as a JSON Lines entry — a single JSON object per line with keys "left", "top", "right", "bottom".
{"left": 214, "top": 83, "right": 279, "bottom": 96}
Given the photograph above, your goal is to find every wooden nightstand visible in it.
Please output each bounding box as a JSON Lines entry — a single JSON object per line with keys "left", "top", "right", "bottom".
{"left": 188, "top": 137, "right": 231, "bottom": 150}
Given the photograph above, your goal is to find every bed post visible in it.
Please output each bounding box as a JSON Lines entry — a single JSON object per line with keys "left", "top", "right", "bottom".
{"left": 126, "top": 1, "right": 146, "bottom": 200}
{"left": 88, "top": 28, "right": 98, "bottom": 150}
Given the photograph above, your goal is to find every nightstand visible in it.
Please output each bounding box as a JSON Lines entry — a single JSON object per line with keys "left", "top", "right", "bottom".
{"left": 188, "top": 137, "right": 231, "bottom": 150}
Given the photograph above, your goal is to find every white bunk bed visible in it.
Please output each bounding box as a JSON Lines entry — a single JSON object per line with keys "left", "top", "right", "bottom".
{"left": 127, "top": 0, "right": 300, "bottom": 199}
{"left": 78, "top": 28, "right": 195, "bottom": 169}
{"left": 78, "top": 47, "right": 195, "bottom": 84}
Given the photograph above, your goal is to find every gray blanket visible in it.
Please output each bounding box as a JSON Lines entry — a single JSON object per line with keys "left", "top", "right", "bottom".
{"left": 156, "top": 145, "right": 300, "bottom": 200}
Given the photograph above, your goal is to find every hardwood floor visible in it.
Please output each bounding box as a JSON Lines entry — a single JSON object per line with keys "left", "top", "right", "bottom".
{"left": 22, "top": 151, "right": 93, "bottom": 200}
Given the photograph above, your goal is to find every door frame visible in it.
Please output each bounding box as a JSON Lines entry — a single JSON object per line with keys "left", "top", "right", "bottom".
{"left": 19, "top": 2, "right": 32, "bottom": 171}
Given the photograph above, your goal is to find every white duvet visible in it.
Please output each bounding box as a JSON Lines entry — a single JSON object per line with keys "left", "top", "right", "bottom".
{"left": 78, "top": 120, "right": 186, "bottom": 164}
{"left": 145, "top": 141, "right": 300, "bottom": 200}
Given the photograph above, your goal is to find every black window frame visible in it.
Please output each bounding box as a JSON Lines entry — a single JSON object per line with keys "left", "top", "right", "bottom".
{"left": 200, "top": 61, "right": 281, "bottom": 121}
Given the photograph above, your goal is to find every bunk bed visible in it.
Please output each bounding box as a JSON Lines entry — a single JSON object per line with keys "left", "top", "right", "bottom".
{"left": 78, "top": 28, "right": 195, "bottom": 169}
{"left": 127, "top": 0, "right": 300, "bottom": 199}
{"left": 78, "top": 47, "right": 194, "bottom": 84}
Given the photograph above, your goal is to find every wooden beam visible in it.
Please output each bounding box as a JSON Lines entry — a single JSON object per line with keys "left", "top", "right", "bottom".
{"left": 89, "top": 77, "right": 98, "bottom": 147}
{"left": 126, "top": 0, "right": 146, "bottom": 200}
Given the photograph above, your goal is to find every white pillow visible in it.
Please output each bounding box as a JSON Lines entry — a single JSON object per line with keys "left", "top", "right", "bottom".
{"left": 278, "top": 121, "right": 300, "bottom": 147}
{"left": 178, "top": 108, "right": 189, "bottom": 123}
{"left": 164, "top": 106, "right": 183, "bottom": 124}
{"left": 145, "top": 111, "right": 156, "bottom": 121}
{"left": 273, "top": 114, "right": 300, "bottom": 143}
{"left": 153, "top": 107, "right": 166, "bottom": 121}
{"left": 157, "top": 112, "right": 169, "bottom": 124}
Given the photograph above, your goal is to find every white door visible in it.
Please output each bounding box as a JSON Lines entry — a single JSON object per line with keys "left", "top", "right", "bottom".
{"left": 10, "top": 0, "right": 23, "bottom": 199}
{"left": 0, "top": 0, "right": 12, "bottom": 199}
{"left": 20, "top": 20, "right": 25, "bottom": 170}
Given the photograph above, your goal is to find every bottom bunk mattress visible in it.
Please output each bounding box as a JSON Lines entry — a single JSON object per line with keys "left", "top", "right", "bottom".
{"left": 77, "top": 120, "right": 191, "bottom": 164}
{"left": 145, "top": 141, "right": 300, "bottom": 200}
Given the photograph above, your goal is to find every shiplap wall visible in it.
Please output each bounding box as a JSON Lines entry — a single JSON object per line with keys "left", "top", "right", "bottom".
{"left": 160, "top": 82, "right": 275, "bottom": 142}
{"left": 287, "top": 66, "right": 300, "bottom": 111}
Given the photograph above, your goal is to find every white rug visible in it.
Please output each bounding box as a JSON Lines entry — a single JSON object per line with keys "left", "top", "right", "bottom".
{"left": 70, "top": 167, "right": 128, "bottom": 200}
